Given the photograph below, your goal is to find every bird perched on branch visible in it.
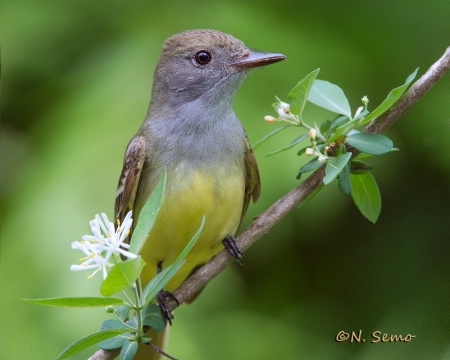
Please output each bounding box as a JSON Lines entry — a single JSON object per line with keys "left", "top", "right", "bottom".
{"left": 115, "top": 29, "right": 285, "bottom": 359}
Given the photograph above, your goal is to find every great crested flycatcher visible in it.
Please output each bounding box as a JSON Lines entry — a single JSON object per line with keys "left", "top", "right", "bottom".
{"left": 114, "top": 29, "right": 285, "bottom": 358}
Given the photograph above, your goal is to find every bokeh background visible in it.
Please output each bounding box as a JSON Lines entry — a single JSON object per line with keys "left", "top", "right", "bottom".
{"left": 1, "top": 1, "right": 449, "bottom": 359}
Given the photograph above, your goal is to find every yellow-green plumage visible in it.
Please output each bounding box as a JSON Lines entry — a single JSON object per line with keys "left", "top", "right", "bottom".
{"left": 139, "top": 168, "right": 245, "bottom": 290}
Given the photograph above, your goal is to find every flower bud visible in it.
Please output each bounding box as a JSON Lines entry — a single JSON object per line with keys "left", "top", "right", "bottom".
{"left": 272, "top": 97, "right": 297, "bottom": 121}
{"left": 361, "top": 95, "right": 369, "bottom": 106}
{"left": 305, "top": 148, "right": 315, "bottom": 156}
{"left": 318, "top": 154, "right": 328, "bottom": 162}
{"left": 264, "top": 115, "right": 277, "bottom": 123}
{"left": 309, "top": 128, "right": 317, "bottom": 140}
{"left": 354, "top": 106, "right": 364, "bottom": 118}
{"left": 276, "top": 101, "right": 291, "bottom": 118}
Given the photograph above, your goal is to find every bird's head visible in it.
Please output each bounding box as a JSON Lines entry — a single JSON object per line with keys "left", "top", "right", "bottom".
{"left": 150, "top": 29, "right": 286, "bottom": 112}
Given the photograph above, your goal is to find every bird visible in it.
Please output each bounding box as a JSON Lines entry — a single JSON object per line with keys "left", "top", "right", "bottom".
{"left": 114, "top": 29, "right": 285, "bottom": 358}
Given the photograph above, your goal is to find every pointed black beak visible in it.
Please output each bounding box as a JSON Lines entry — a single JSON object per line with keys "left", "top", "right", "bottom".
{"left": 230, "top": 51, "right": 287, "bottom": 69}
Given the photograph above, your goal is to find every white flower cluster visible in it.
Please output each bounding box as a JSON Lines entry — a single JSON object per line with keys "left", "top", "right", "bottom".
{"left": 71, "top": 211, "right": 136, "bottom": 279}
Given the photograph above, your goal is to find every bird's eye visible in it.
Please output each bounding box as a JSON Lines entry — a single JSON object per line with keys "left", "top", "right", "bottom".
{"left": 194, "top": 51, "right": 212, "bottom": 65}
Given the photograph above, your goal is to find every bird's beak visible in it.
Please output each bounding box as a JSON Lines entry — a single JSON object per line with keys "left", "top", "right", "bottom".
{"left": 230, "top": 51, "right": 287, "bottom": 69}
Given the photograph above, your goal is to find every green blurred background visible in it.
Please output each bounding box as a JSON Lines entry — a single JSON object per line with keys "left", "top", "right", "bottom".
{"left": 1, "top": 1, "right": 449, "bottom": 359}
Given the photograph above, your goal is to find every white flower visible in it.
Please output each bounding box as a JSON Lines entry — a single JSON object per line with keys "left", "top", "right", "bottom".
{"left": 318, "top": 154, "right": 328, "bottom": 162}
{"left": 71, "top": 211, "right": 136, "bottom": 279}
{"left": 273, "top": 97, "right": 297, "bottom": 122}
{"left": 70, "top": 240, "right": 112, "bottom": 279}
{"left": 361, "top": 95, "right": 369, "bottom": 106}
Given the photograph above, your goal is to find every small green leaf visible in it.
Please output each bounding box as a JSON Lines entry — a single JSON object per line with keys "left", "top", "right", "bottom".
{"left": 130, "top": 169, "right": 166, "bottom": 255}
{"left": 288, "top": 68, "right": 320, "bottom": 115}
{"left": 361, "top": 68, "right": 418, "bottom": 125}
{"left": 327, "top": 115, "right": 348, "bottom": 134}
{"left": 22, "top": 297, "right": 124, "bottom": 307}
{"left": 353, "top": 153, "right": 374, "bottom": 161}
{"left": 264, "top": 133, "right": 308, "bottom": 156}
{"left": 350, "top": 160, "right": 372, "bottom": 174}
{"left": 57, "top": 328, "right": 131, "bottom": 359}
{"left": 323, "top": 153, "right": 352, "bottom": 185}
{"left": 347, "top": 133, "right": 394, "bottom": 155}
{"left": 142, "top": 303, "right": 166, "bottom": 332}
{"left": 142, "top": 216, "right": 205, "bottom": 305}
{"left": 338, "top": 162, "right": 352, "bottom": 195}
{"left": 296, "top": 158, "right": 324, "bottom": 179}
{"left": 350, "top": 171, "right": 381, "bottom": 223}
{"left": 114, "top": 305, "right": 132, "bottom": 321}
{"left": 101, "top": 257, "right": 146, "bottom": 296}
{"left": 253, "top": 125, "right": 292, "bottom": 149}
{"left": 308, "top": 80, "right": 352, "bottom": 118}
{"left": 120, "top": 341, "right": 138, "bottom": 360}
{"left": 97, "top": 319, "right": 131, "bottom": 350}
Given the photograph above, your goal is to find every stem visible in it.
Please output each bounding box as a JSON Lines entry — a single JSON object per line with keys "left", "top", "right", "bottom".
{"left": 133, "top": 285, "right": 143, "bottom": 337}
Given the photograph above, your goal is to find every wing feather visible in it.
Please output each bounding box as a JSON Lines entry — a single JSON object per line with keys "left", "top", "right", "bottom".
{"left": 240, "top": 133, "right": 260, "bottom": 227}
{"left": 114, "top": 135, "right": 146, "bottom": 223}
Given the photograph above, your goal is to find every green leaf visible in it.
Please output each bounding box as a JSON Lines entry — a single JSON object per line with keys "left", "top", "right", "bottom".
{"left": 97, "top": 319, "right": 131, "bottom": 350}
{"left": 101, "top": 257, "right": 146, "bottom": 296}
{"left": 142, "top": 303, "right": 166, "bottom": 332}
{"left": 350, "top": 160, "right": 372, "bottom": 174}
{"left": 142, "top": 216, "right": 205, "bottom": 305}
{"left": 338, "top": 162, "right": 352, "bottom": 195}
{"left": 129, "top": 169, "right": 166, "bottom": 255}
{"left": 22, "top": 297, "right": 124, "bottom": 307}
{"left": 347, "top": 133, "right": 394, "bottom": 155}
{"left": 296, "top": 158, "right": 324, "bottom": 179}
{"left": 253, "top": 125, "right": 292, "bottom": 149}
{"left": 264, "top": 133, "right": 308, "bottom": 156}
{"left": 353, "top": 153, "right": 375, "bottom": 161}
{"left": 114, "top": 305, "right": 132, "bottom": 321}
{"left": 327, "top": 115, "right": 348, "bottom": 134}
{"left": 361, "top": 68, "right": 418, "bottom": 125}
{"left": 350, "top": 171, "right": 381, "bottom": 223}
{"left": 288, "top": 68, "right": 320, "bottom": 115}
{"left": 57, "top": 328, "right": 131, "bottom": 359}
{"left": 120, "top": 341, "right": 138, "bottom": 360}
{"left": 308, "top": 79, "right": 352, "bottom": 118}
{"left": 323, "top": 153, "right": 352, "bottom": 185}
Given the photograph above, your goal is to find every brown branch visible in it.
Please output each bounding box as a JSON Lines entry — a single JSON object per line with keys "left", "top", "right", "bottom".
{"left": 89, "top": 46, "right": 450, "bottom": 360}
{"left": 365, "top": 46, "right": 450, "bottom": 134}
{"left": 172, "top": 45, "right": 450, "bottom": 308}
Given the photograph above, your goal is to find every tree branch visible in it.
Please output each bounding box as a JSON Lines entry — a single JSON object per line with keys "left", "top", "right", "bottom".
{"left": 90, "top": 46, "right": 449, "bottom": 360}
{"left": 172, "top": 45, "right": 450, "bottom": 308}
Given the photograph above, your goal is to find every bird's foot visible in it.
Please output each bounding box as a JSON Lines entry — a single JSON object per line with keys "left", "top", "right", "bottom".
{"left": 156, "top": 290, "right": 179, "bottom": 326}
{"left": 222, "top": 235, "right": 244, "bottom": 265}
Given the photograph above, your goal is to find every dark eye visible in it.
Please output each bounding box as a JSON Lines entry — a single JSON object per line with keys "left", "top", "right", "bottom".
{"left": 194, "top": 51, "right": 212, "bottom": 65}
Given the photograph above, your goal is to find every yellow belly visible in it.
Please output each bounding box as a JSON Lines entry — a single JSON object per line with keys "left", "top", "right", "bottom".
{"left": 139, "top": 166, "right": 245, "bottom": 291}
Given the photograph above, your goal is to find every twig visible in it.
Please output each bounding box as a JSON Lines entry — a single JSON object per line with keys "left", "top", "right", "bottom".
{"left": 365, "top": 46, "right": 450, "bottom": 134}
{"left": 90, "top": 45, "right": 450, "bottom": 360}
{"left": 148, "top": 343, "right": 179, "bottom": 360}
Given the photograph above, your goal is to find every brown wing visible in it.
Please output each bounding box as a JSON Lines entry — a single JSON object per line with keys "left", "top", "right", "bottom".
{"left": 240, "top": 133, "right": 261, "bottom": 227}
{"left": 114, "top": 135, "right": 146, "bottom": 224}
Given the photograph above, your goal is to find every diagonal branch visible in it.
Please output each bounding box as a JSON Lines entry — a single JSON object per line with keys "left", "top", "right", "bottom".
{"left": 171, "top": 45, "right": 450, "bottom": 308}
{"left": 90, "top": 46, "right": 449, "bottom": 360}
